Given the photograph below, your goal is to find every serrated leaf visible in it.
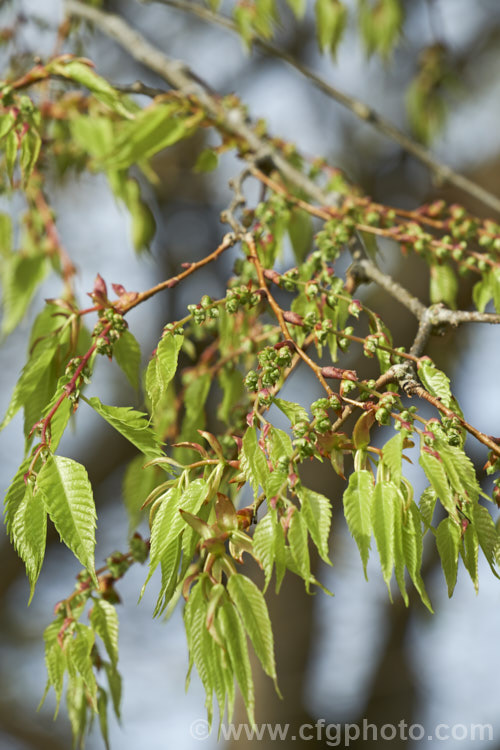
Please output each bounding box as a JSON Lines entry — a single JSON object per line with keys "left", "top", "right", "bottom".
{"left": 66, "top": 674, "right": 87, "bottom": 747}
{"left": 288, "top": 509, "right": 311, "bottom": 587}
{"left": 85, "top": 396, "right": 163, "bottom": 457}
{"left": 37, "top": 456, "right": 97, "bottom": 582}
{"left": 5, "top": 129, "right": 17, "bottom": 182}
{"left": 430, "top": 263, "right": 458, "bottom": 309}
{"left": 19, "top": 128, "right": 42, "bottom": 185}
{"left": 435, "top": 439, "right": 480, "bottom": 503}
{"left": 146, "top": 332, "right": 184, "bottom": 413}
{"left": 113, "top": 330, "right": 141, "bottom": 390}
{"left": 43, "top": 640, "right": 66, "bottom": 715}
{"left": 252, "top": 513, "right": 275, "bottom": 590}
{"left": 315, "top": 0, "right": 347, "bottom": 57}
{"left": 359, "top": 0, "right": 403, "bottom": 59}
{"left": 102, "top": 103, "right": 201, "bottom": 171}
{"left": 343, "top": 470, "right": 374, "bottom": 578}
{"left": 50, "top": 59, "right": 136, "bottom": 119}
{"left": 473, "top": 274, "right": 492, "bottom": 313}
{"left": 268, "top": 426, "right": 293, "bottom": 463}
{"left": 491, "top": 266, "right": 500, "bottom": 313}
{"left": 228, "top": 574, "right": 278, "bottom": 687}
{"left": 68, "top": 623, "right": 97, "bottom": 703}
{"left": 241, "top": 427, "right": 271, "bottom": 497}
{"left": 3, "top": 457, "right": 31, "bottom": 540}
{"left": 90, "top": 600, "right": 119, "bottom": 667}
{"left": 372, "top": 481, "right": 399, "bottom": 595}
{"left": 381, "top": 432, "right": 403, "bottom": 485}
{"left": 418, "top": 486, "right": 437, "bottom": 529}
{"left": 436, "top": 517, "right": 461, "bottom": 597}
{"left": 419, "top": 450, "right": 456, "bottom": 519}
{"left": 154, "top": 536, "right": 182, "bottom": 616}
{"left": 218, "top": 599, "right": 255, "bottom": 725}
{"left": 418, "top": 361, "right": 452, "bottom": 407}
{"left": 0, "top": 253, "right": 47, "bottom": 336}
{"left": 0, "top": 335, "right": 59, "bottom": 431}
{"left": 97, "top": 687, "right": 110, "bottom": 750}
{"left": 11, "top": 483, "right": 47, "bottom": 602}
{"left": 104, "top": 662, "right": 122, "bottom": 720}
{"left": 184, "top": 580, "right": 214, "bottom": 724}
{"left": 402, "top": 502, "right": 432, "bottom": 611}
{"left": 273, "top": 397, "right": 309, "bottom": 425}
{"left": 144, "top": 480, "right": 207, "bottom": 591}
{"left": 352, "top": 410, "right": 375, "bottom": 449}
{"left": 461, "top": 522, "right": 479, "bottom": 593}
{"left": 297, "top": 485, "right": 332, "bottom": 564}
{"left": 472, "top": 502, "right": 499, "bottom": 576}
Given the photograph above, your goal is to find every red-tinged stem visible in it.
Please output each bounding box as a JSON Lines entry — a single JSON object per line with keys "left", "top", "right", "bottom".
{"left": 39, "top": 324, "right": 111, "bottom": 447}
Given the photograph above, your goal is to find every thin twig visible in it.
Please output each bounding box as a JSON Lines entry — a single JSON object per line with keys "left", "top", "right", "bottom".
{"left": 64, "top": 0, "right": 335, "bottom": 207}
{"left": 148, "top": 0, "right": 500, "bottom": 214}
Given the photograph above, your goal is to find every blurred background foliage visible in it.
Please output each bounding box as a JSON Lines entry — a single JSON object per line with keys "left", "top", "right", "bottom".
{"left": 1, "top": 0, "right": 500, "bottom": 748}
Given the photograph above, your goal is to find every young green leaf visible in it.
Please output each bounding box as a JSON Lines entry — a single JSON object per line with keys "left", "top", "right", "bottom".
{"left": 90, "top": 600, "right": 119, "bottom": 667}
{"left": 227, "top": 574, "right": 278, "bottom": 688}
{"left": 418, "top": 486, "right": 437, "bottom": 529}
{"left": 49, "top": 59, "right": 136, "bottom": 119}
{"left": 419, "top": 450, "right": 456, "bottom": 519}
{"left": 461, "top": 522, "right": 479, "bottom": 593}
{"left": 0, "top": 253, "right": 47, "bottom": 337}
{"left": 418, "top": 361, "right": 452, "bottom": 407}
{"left": 288, "top": 509, "right": 311, "bottom": 587}
{"left": 145, "top": 332, "right": 184, "bottom": 413}
{"left": 241, "top": 426, "right": 271, "bottom": 497}
{"left": 268, "top": 425, "right": 294, "bottom": 463}
{"left": 144, "top": 480, "right": 207, "bottom": 591}
{"left": 472, "top": 503, "right": 500, "bottom": 575}
{"left": 430, "top": 263, "right": 458, "bottom": 309}
{"left": 343, "top": 469, "right": 374, "bottom": 578}
{"left": 381, "top": 432, "right": 403, "bottom": 486}
{"left": 184, "top": 579, "right": 215, "bottom": 724}
{"left": 0, "top": 335, "right": 59, "bottom": 431}
{"left": 472, "top": 273, "right": 492, "bottom": 313}
{"left": 315, "top": 0, "right": 347, "bottom": 57}
{"left": 101, "top": 103, "right": 202, "bottom": 171}
{"left": 402, "top": 502, "right": 433, "bottom": 611}
{"left": 11, "top": 483, "right": 47, "bottom": 603}
{"left": 217, "top": 598, "right": 255, "bottom": 725}
{"left": 4, "top": 457, "right": 31, "bottom": 540}
{"left": 372, "top": 481, "right": 399, "bottom": 595}
{"left": 436, "top": 517, "right": 461, "bottom": 597}
{"left": 85, "top": 396, "right": 163, "bottom": 457}
{"left": 113, "top": 330, "right": 141, "bottom": 390}
{"left": 36, "top": 455, "right": 97, "bottom": 583}
{"left": 273, "top": 397, "right": 309, "bottom": 426}
{"left": 297, "top": 485, "right": 332, "bottom": 564}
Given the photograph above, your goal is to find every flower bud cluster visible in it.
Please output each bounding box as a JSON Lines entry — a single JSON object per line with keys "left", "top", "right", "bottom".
{"left": 93, "top": 308, "right": 128, "bottom": 356}
{"left": 225, "top": 286, "right": 262, "bottom": 314}
{"left": 188, "top": 295, "right": 220, "bottom": 324}
{"left": 375, "top": 392, "right": 402, "bottom": 425}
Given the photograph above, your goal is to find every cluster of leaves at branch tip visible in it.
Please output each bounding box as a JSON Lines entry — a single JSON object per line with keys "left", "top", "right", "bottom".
{"left": 1, "top": 5, "right": 500, "bottom": 748}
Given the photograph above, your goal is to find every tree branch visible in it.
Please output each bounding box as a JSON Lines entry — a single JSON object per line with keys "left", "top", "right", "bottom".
{"left": 146, "top": 0, "right": 500, "bottom": 214}
{"left": 64, "top": 0, "right": 334, "bottom": 207}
